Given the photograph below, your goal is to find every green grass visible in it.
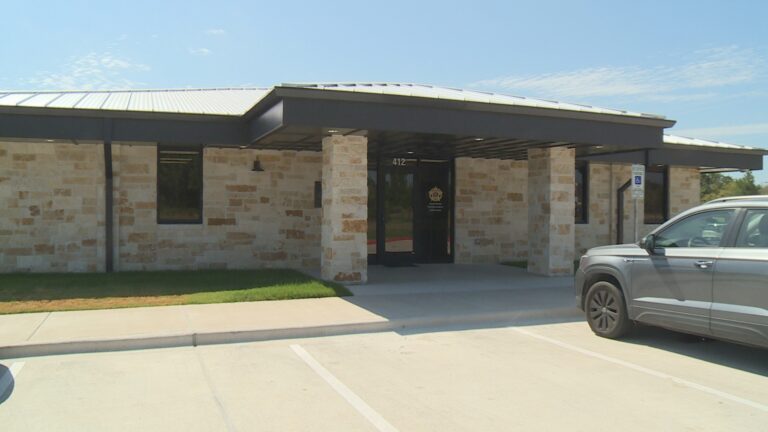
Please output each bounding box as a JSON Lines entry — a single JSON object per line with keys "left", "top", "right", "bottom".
{"left": 0, "top": 269, "right": 352, "bottom": 314}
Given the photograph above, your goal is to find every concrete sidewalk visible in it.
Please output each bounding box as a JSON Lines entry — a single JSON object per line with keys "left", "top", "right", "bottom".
{"left": 0, "top": 264, "right": 582, "bottom": 359}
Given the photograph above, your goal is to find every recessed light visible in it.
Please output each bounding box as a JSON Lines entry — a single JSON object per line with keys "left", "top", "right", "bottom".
{"left": 327, "top": 129, "right": 340, "bottom": 134}
{"left": 406, "top": 151, "right": 414, "bottom": 154}
{"left": 239, "top": 145, "right": 247, "bottom": 149}
{"left": 474, "top": 138, "right": 484, "bottom": 141}
{"left": 45, "top": 139, "right": 55, "bottom": 142}
{"left": 595, "top": 145, "right": 604, "bottom": 149}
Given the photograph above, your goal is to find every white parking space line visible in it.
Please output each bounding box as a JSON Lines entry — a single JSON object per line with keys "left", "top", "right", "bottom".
{"left": 512, "top": 327, "right": 768, "bottom": 413}
{"left": 0, "top": 362, "right": 25, "bottom": 396}
{"left": 290, "top": 344, "right": 399, "bottom": 432}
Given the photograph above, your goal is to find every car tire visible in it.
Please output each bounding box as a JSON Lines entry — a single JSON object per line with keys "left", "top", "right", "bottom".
{"left": 585, "top": 281, "right": 631, "bottom": 339}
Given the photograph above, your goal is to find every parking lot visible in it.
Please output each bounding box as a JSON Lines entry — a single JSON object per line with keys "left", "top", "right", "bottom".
{"left": 1, "top": 320, "right": 766, "bottom": 431}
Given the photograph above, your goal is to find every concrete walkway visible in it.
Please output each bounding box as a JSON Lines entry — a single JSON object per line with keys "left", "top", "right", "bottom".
{"left": 0, "top": 264, "right": 581, "bottom": 359}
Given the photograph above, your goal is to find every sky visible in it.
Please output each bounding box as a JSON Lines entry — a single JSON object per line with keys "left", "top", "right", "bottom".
{"left": 1, "top": 0, "right": 767, "bottom": 181}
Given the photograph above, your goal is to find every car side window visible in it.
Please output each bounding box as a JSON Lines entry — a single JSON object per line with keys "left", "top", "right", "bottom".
{"left": 654, "top": 209, "right": 735, "bottom": 248}
{"left": 734, "top": 209, "right": 768, "bottom": 248}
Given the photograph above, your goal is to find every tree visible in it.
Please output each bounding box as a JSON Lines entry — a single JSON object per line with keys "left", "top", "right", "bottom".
{"left": 701, "top": 171, "right": 762, "bottom": 202}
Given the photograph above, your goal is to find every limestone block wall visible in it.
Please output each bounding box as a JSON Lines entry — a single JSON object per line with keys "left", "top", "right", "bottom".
{"left": 454, "top": 157, "right": 528, "bottom": 264}
{"left": 669, "top": 167, "right": 701, "bottom": 216}
{"left": 575, "top": 164, "right": 701, "bottom": 257}
{"left": 320, "top": 135, "right": 368, "bottom": 283}
{"left": 527, "top": 147, "right": 575, "bottom": 276}
{"left": 0, "top": 141, "right": 106, "bottom": 272}
{"left": 574, "top": 163, "right": 613, "bottom": 255}
{"left": 114, "top": 145, "right": 322, "bottom": 271}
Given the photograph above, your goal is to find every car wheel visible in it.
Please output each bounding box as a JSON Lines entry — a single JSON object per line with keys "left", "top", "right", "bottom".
{"left": 585, "top": 281, "right": 631, "bottom": 339}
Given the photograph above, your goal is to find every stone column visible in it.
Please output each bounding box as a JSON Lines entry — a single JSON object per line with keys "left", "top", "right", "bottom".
{"left": 527, "top": 147, "right": 575, "bottom": 276}
{"left": 321, "top": 135, "right": 368, "bottom": 283}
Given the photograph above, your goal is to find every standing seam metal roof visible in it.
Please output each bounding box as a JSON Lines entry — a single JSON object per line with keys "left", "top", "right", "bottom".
{"left": 0, "top": 82, "right": 666, "bottom": 119}
{"left": 0, "top": 88, "right": 271, "bottom": 116}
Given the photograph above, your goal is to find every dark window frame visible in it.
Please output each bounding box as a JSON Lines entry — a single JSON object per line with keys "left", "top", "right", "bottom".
{"left": 643, "top": 165, "right": 669, "bottom": 225}
{"left": 575, "top": 161, "right": 589, "bottom": 224}
{"left": 156, "top": 145, "right": 204, "bottom": 225}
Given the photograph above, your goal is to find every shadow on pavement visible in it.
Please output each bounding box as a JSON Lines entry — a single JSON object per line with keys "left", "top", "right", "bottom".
{"left": 339, "top": 263, "right": 583, "bottom": 336}
{"left": 619, "top": 325, "right": 768, "bottom": 377}
{"left": 0, "top": 364, "right": 15, "bottom": 405}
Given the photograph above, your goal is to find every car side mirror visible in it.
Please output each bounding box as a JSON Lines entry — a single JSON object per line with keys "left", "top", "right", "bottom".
{"left": 643, "top": 234, "right": 656, "bottom": 255}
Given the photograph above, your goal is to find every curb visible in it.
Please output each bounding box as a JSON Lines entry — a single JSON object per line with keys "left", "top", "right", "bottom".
{"left": 0, "top": 307, "right": 582, "bottom": 359}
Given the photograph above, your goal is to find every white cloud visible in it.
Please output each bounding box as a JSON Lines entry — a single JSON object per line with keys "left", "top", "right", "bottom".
{"left": 673, "top": 122, "right": 768, "bottom": 139}
{"left": 472, "top": 46, "right": 764, "bottom": 101}
{"left": 22, "top": 52, "right": 150, "bottom": 90}
{"left": 188, "top": 47, "right": 212, "bottom": 56}
{"left": 205, "top": 28, "right": 226, "bottom": 36}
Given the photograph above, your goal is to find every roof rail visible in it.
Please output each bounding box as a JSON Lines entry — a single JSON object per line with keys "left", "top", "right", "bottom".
{"left": 705, "top": 195, "right": 768, "bottom": 204}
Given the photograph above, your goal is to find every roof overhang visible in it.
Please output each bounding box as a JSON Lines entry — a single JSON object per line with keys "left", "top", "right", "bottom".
{"left": 245, "top": 86, "right": 674, "bottom": 159}
{"left": 577, "top": 146, "right": 766, "bottom": 171}
{"left": 0, "top": 108, "right": 249, "bottom": 145}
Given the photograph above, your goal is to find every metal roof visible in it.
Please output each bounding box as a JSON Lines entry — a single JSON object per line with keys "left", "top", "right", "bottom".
{"left": 0, "top": 82, "right": 667, "bottom": 120}
{"left": 0, "top": 88, "right": 270, "bottom": 116}
{"left": 284, "top": 83, "right": 666, "bottom": 120}
{"left": 663, "top": 134, "right": 762, "bottom": 152}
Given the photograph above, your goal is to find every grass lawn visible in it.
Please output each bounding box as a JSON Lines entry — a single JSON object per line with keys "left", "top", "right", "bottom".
{"left": 0, "top": 269, "right": 352, "bottom": 315}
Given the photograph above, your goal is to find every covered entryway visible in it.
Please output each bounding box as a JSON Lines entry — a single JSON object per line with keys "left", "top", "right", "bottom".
{"left": 245, "top": 83, "right": 677, "bottom": 283}
{"left": 368, "top": 155, "right": 453, "bottom": 266}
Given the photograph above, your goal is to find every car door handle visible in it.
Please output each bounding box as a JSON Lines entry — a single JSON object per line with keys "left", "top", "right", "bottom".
{"left": 622, "top": 258, "right": 649, "bottom": 263}
{"left": 694, "top": 260, "right": 713, "bottom": 269}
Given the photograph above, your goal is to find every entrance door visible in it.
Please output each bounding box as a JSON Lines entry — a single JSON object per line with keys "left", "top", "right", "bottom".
{"left": 382, "top": 157, "right": 416, "bottom": 264}
{"left": 373, "top": 156, "right": 453, "bottom": 265}
{"left": 416, "top": 160, "right": 452, "bottom": 263}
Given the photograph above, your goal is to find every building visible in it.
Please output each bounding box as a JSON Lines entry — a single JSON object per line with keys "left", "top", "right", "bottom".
{"left": 0, "top": 83, "right": 764, "bottom": 282}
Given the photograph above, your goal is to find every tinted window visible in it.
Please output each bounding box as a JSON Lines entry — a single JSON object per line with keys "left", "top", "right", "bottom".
{"left": 157, "top": 147, "right": 203, "bottom": 224}
{"left": 735, "top": 209, "right": 768, "bottom": 248}
{"left": 644, "top": 166, "right": 668, "bottom": 224}
{"left": 655, "top": 209, "right": 735, "bottom": 248}
{"left": 575, "top": 161, "right": 588, "bottom": 224}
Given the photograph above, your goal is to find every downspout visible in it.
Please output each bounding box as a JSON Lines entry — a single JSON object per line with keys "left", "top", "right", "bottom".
{"left": 103, "top": 119, "right": 114, "bottom": 273}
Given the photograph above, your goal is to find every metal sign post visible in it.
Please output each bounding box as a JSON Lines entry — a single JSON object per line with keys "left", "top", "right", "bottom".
{"left": 631, "top": 164, "right": 645, "bottom": 242}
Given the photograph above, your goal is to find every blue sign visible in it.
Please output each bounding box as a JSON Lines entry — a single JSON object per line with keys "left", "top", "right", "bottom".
{"left": 634, "top": 175, "right": 642, "bottom": 185}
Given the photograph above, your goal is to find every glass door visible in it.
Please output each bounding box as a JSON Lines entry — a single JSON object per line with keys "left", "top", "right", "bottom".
{"left": 382, "top": 156, "right": 416, "bottom": 264}
{"left": 415, "top": 160, "right": 452, "bottom": 263}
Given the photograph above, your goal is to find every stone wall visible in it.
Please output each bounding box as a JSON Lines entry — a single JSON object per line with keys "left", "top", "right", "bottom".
{"left": 669, "top": 167, "right": 701, "bottom": 216}
{"left": 0, "top": 139, "right": 706, "bottom": 274}
{"left": 0, "top": 140, "right": 323, "bottom": 273}
{"left": 114, "top": 145, "right": 322, "bottom": 271}
{"left": 454, "top": 157, "right": 528, "bottom": 263}
{"left": 527, "top": 147, "right": 575, "bottom": 276}
{"left": 0, "top": 141, "right": 106, "bottom": 272}
{"left": 575, "top": 163, "right": 701, "bottom": 257}
{"left": 320, "top": 135, "right": 368, "bottom": 283}
{"left": 574, "top": 163, "right": 613, "bottom": 255}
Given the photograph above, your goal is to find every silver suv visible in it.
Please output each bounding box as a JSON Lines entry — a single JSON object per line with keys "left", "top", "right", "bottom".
{"left": 575, "top": 196, "right": 768, "bottom": 349}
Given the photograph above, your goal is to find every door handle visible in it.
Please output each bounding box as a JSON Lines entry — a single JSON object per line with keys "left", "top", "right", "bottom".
{"left": 694, "top": 260, "right": 713, "bottom": 269}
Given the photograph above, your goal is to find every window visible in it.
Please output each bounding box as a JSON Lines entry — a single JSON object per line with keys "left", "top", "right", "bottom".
{"left": 157, "top": 146, "right": 203, "bottom": 224}
{"left": 654, "top": 209, "right": 735, "bottom": 248}
{"left": 575, "top": 161, "right": 588, "bottom": 224}
{"left": 644, "top": 166, "right": 668, "bottom": 224}
{"left": 735, "top": 209, "right": 768, "bottom": 248}
{"left": 314, "top": 181, "right": 322, "bottom": 209}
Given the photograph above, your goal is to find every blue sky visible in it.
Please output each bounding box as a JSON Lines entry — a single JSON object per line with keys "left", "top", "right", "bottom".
{"left": 2, "top": 0, "right": 767, "bottom": 181}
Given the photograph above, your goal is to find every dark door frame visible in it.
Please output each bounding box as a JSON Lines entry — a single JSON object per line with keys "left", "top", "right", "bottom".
{"left": 368, "top": 154, "right": 455, "bottom": 265}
